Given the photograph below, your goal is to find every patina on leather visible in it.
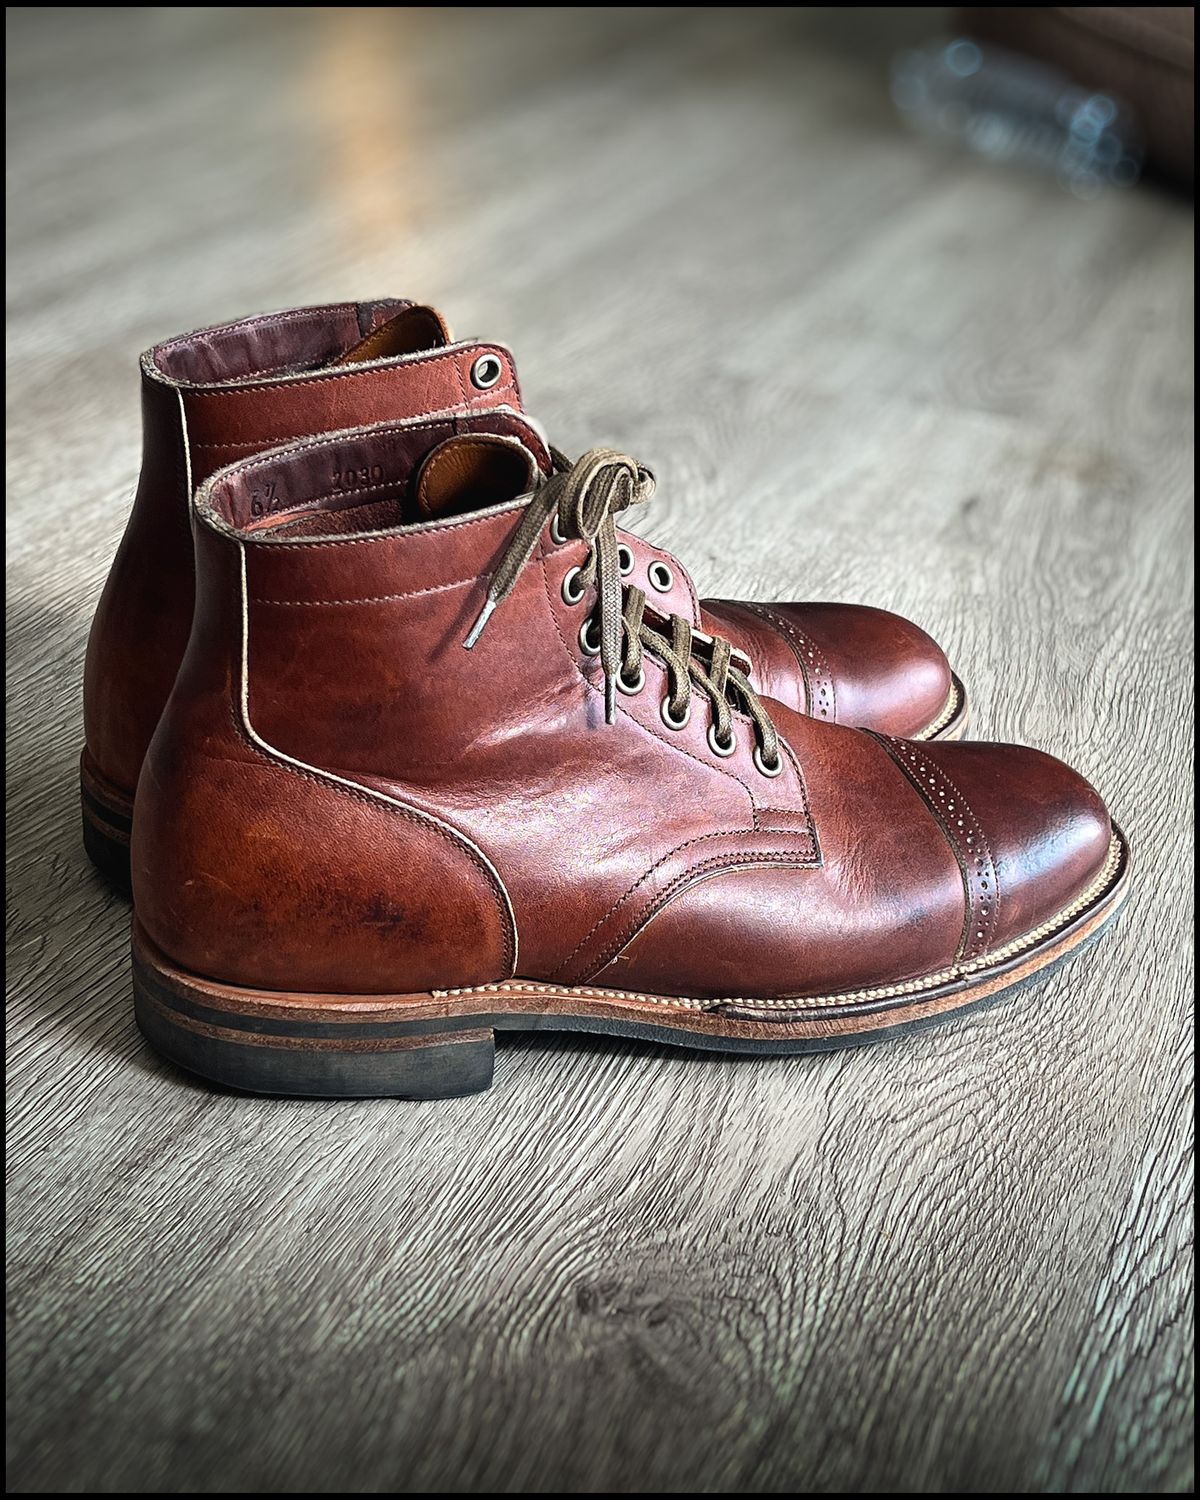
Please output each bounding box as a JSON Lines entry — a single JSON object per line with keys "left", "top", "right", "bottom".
{"left": 131, "top": 412, "right": 1114, "bottom": 1006}
{"left": 82, "top": 299, "right": 963, "bottom": 868}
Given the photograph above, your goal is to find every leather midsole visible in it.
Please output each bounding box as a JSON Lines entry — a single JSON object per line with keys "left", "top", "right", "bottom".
{"left": 914, "top": 674, "right": 967, "bottom": 741}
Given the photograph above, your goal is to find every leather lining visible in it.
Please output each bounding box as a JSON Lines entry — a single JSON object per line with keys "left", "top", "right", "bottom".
{"left": 152, "top": 299, "right": 410, "bottom": 384}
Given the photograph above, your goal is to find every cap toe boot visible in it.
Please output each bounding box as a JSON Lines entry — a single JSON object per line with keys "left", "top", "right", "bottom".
{"left": 128, "top": 415, "right": 1129, "bottom": 1097}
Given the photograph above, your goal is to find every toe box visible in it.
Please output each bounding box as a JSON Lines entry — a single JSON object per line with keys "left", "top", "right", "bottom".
{"left": 704, "top": 598, "right": 958, "bottom": 738}
{"left": 908, "top": 738, "right": 1116, "bottom": 951}
{"left": 785, "top": 602, "right": 955, "bottom": 738}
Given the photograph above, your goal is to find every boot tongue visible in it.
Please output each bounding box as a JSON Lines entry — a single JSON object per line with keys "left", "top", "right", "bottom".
{"left": 415, "top": 434, "right": 539, "bottom": 519}
{"left": 332, "top": 304, "right": 452, "bottom": 365}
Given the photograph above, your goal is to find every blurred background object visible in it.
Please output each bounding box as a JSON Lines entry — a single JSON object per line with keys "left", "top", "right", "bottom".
{"left": 892, "top": 35, "right": 1146, "bottom": 196}
{"left": 961, "top": 7, "right": 1195, "bottom": 187}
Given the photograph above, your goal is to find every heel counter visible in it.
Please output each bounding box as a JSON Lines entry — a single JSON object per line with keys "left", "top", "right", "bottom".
{"left": 133, "top": 733, "right": 515, "bottom": 994}
{"left": 83, "top": 369, "right": 194, "bottom": 797}
{"left": 131, "top": 525, "right": 515, "bottom": 995}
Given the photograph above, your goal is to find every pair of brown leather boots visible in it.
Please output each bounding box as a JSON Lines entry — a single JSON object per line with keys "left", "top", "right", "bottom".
{"left": 83, "top": 298, "right": 1130, "bottom": 1098}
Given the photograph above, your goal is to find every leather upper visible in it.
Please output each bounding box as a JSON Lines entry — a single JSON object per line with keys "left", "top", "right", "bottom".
{"left": 702, "top": 599, "right": 954, "bottom": 738}
{"left": 82, "top": 299, "right": 519, "bottom": 797}
{"left": 131, "top": 412, "right": 1114, "bottom": 1003}
{"left": 82, "top": 299, "right": 962, "bottom": 814}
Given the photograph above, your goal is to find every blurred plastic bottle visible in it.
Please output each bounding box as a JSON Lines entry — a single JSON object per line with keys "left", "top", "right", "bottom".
{"left": 891, "top": 37, "right": 1144, "bottom": 198}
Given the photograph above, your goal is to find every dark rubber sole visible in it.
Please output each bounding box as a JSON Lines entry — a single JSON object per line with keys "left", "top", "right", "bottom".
{"left": 131, "top": 827, "right": 1130, "bottom": 1099}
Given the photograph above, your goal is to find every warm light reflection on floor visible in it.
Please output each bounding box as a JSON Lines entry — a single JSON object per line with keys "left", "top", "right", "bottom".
{"left": 300, "top": 8, "right": 423, "bottom": 262}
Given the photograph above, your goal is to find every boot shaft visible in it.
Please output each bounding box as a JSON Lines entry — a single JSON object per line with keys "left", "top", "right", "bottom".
{"left": 133, "top": 410, "right": 545, "bottom": 993}
{"left": 82, "top": 299, "right": 520, "bottom": 798}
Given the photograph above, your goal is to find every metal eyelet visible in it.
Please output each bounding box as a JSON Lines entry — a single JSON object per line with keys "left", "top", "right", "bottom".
{"left": 549, "top": 515, "right": 567, "bottom": 545}
{"left": 648, "top": 560, "right": 674, "bottom": 593}
{"left": 578, "top": 616, "right": 602, "bottom": 657}
{"left": 660, "top": 696, "right": 691, "bottom": 731}
{"left": 618, "top": 543, "right": 634, "bottom": 576}
{"left": 707, "top": 723, "right": 737, "bottom": 758}
{"left": 470, "top": 353, "right": 504, "bottom": 390}
{"left": 617, "top": 666, "right": 645, "bottom": 696}
{"left": 561, "top": 567, "right": 586, "bottom": 605}
{"left": 753, "top": 745, "right": 783, "bottom": 778}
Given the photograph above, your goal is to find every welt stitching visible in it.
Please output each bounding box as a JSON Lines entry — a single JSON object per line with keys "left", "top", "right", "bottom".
{"left": 556, "top": 827, "right": 817, "bottom": 975}
{"left": 187, "top": 345, "right": 510, "bottom": 400}
{"left": 581, "top": 851, "right": 822, "bottom": 982}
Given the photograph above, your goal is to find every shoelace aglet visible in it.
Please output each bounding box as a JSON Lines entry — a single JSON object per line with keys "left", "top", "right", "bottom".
{"left": 463, "top": 597, "right": 497, "bottom": 650}
{"left": 605, "top": 671, "right": 617, "bottom": 725}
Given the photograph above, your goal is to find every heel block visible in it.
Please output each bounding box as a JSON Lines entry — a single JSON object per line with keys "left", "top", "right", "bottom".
{"left": 132, "top": 930, "right": 496, "bottom": 1099}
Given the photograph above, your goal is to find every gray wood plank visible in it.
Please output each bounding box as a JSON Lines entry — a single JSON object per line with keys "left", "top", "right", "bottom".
{"left": 6, "top": 8, "right": 1193, "bottom": 1493}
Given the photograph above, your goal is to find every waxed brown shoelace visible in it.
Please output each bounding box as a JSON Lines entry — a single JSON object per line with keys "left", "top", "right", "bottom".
{"left": 465, "top": 448, "right": 782, "bottom": 771}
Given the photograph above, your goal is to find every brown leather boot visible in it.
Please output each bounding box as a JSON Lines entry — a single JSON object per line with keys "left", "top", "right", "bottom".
{"left": 82, "top": 302, "right": 965, "bottom": 889}
{"left": 130, "top": 413, "right": 1128, "bottom": 1098}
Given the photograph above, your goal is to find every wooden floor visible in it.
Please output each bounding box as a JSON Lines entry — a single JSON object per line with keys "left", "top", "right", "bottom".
{"left": 6, "top": 9, "right": 1193, "bottom": 1493}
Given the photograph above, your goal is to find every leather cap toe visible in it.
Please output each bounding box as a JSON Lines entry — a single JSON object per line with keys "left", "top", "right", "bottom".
{"left": 781, "top": 602, "right": 954, "bottom": 738}
{"left": 907, "top": 739, "right": 1114, "bottom": 951}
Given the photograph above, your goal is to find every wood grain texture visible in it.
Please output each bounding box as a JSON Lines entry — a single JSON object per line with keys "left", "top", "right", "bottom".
{"left": 5, "top": 7, "right": 1193, "bottom": 1493}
